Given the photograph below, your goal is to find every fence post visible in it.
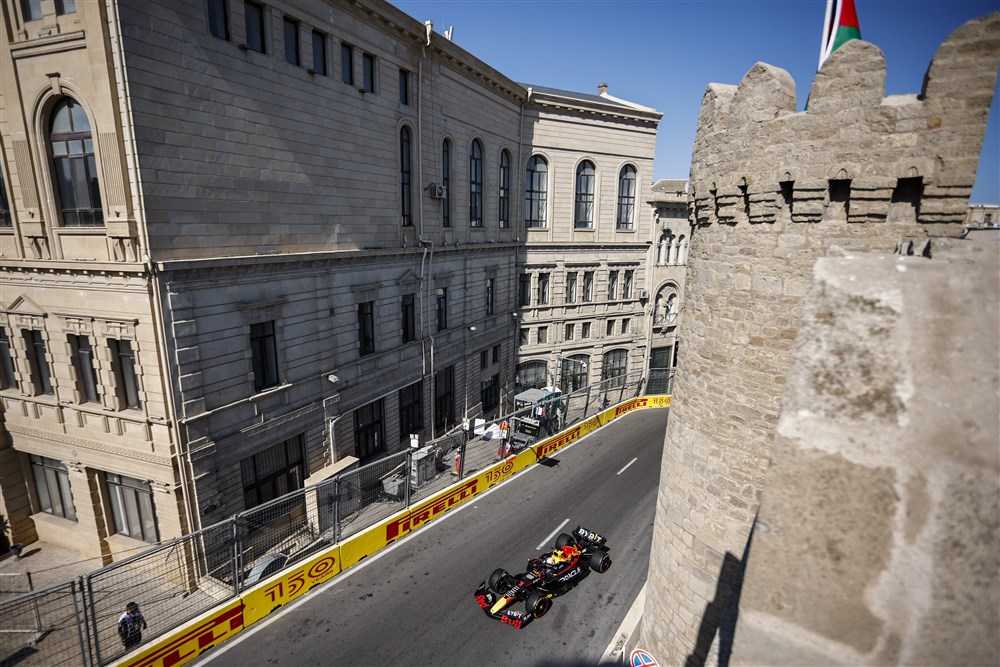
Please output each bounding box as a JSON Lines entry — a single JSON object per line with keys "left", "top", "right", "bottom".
{"left": 71, "top": 578, "right": 91, "bottom": 667}
{"left": 333, "top": 476, "right": 341, "bottom": 544}
{"left": 403, "top": 449, "right": 412, "bottom": 507}
{"left": 231, "top": 516, "right": 241, "bottom": 596}
{"left": 84, "top": 573, "right": 103, "bottom": 666}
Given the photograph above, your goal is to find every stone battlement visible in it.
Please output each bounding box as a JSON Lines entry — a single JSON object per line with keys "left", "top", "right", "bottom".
{"left": 689, "top": 13, "right": 1000, "bottom": 234}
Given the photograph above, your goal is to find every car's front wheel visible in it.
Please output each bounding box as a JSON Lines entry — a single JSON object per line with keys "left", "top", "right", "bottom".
{"left": 489, "top": 568, "right": 513, "bottom": 593}
{"left": 589, "top": 547, "right": 611, "bottom": 573}
{"left": 527, "top": 591, "right": 552, "bottom": 618}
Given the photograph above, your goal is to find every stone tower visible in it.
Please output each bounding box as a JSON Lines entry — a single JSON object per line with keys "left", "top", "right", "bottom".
{"left": 642, "top": 12, "right": 1000, "bottom": 665}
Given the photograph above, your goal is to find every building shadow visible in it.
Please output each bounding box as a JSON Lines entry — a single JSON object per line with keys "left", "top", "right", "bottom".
{"left": 685, "top": 519, "right": 755, "bottom": 667}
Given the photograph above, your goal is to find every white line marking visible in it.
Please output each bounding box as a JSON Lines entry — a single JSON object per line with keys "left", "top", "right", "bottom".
{"left": 536, "top": 518, "right": 570, "bottom": 551}
{"left": 616, "top": 457, "right": 638, "bottom": 476}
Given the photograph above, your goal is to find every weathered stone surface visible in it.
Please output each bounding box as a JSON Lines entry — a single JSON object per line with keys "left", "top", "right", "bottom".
{"left": 643, "top": 11, "right": 1000, "bottom": 666}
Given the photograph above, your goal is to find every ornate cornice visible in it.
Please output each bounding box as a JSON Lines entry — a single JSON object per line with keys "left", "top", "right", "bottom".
{"left": 6, "top": 422, "right": 171, "bottom": 467}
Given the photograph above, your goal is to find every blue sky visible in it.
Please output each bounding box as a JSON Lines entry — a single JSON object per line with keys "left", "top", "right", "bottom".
{"left": 390, "top": 0, "right": 999, "bottom": 203}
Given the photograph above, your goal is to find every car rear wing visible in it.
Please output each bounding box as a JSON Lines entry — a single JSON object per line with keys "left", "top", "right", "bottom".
{"left": 573, "top": 526, "right": 606, "bottom": 547}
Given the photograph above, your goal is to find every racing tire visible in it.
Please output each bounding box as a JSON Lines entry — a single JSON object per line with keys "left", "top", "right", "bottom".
{"left": 489, "top": 568, "right": 512, "bottom": 593}
{"left": 555, "top": 533, "right": 574, "bottom": 548}
{"left": 589, "top": 547, "right": 612, "bottom": 573}
{"left": 527, "top": 591, "right": 552, "bottom": 618}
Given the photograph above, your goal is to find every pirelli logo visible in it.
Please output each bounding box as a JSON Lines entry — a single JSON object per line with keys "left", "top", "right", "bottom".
{"left": 534, "top": 424, "right": 584, "bottom": 459}
{"left": 123, "top": 603, "right": 244, "bottom": 667}
{"left": 385, "top": 478, "right": 479, "bottom": 540}
{"left": 614, "top": 397, "right": 648, "bottom": 417}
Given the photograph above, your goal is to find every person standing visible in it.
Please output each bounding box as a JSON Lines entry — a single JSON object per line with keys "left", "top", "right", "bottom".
{"left": 117, "top": 602, "right": 147, "bottom": 652}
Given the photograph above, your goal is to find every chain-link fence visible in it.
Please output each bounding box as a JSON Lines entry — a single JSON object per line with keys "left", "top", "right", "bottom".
{"left": 1, "top": 371, "right": 669, "bottom": 666}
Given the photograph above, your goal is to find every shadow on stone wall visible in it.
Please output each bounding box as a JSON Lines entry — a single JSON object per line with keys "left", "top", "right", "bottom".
{"left": 686, "top": 522, "right": 755, "bottom": 667}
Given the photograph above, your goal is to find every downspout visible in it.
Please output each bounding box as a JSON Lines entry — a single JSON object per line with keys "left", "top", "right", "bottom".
{"left": 108, "top": 0, "right": 198, "bottom": 532}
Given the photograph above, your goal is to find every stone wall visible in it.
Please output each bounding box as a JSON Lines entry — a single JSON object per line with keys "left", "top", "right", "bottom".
{"left": 642, "top": 12, "right": 999, "bottom": 665}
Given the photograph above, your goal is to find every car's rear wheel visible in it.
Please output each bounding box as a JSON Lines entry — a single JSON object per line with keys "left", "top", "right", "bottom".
{"left": 527, "top": 591, "right": 552, "bottom": 618}
{"left": 589, "top": 547, "right": 611, "bottom": 573}
{"left": 489, "top": 568, "right": 512, "bottom": 592}
{"left": 555, "top": 533, "right": 574, "bottom": 548}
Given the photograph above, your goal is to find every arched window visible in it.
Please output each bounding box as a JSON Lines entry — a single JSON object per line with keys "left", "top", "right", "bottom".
{"left": 469, "top": 140, "right": 483, "bottom": 227}
{"left": 560, "top": 354, "right": 589, "bottom": 393}
{"left": 400, "top": 127, "right": 412, "bottom": 226}
{"left": 442, "top": 139, "right": 451, "bottom": 228}
{"left": 525, "top": 155, "right": 547, "bottom": 229}
{"left": 49, "top": 98, "right": 102, "bottom": 226}
{"left": 516, "top": 360, "right": 548, "bottom": 392}
{"left": 654, "top": 288, "right": 679, "bottom": 327}
{"left": 678, "top": 235, "right": 688, "bottom": 264}
{"left": 498, "top": 150, "right": 511, "bottom": 228}
{"left": 574, "top": 160, "right": 595, "bottom": 229}
{"left": 601, "top": 349, "right": 628, "bottom": 388}
{"left": 616, "top": 165, "right": 636, "bottom": 230}
{"left": 657, "top": 231, "right": 673, "bottom": 265}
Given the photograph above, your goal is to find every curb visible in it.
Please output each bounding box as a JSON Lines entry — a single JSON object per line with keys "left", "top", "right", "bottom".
{"left": 599, "top": 581, "right": 646, "bottom": 664}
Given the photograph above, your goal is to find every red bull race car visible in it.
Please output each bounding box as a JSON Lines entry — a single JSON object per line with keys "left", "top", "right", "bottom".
{"left": 474, "top": 526, "right": 611, "bottom": 629}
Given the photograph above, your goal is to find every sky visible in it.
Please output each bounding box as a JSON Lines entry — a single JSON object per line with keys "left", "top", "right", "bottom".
{"left": 389, "top": 0, "right": 999, "bottom": 204}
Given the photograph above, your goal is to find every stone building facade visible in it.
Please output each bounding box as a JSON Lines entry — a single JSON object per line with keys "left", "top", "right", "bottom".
{"left": 514, "top": 85, "right": 661, "bottom": 395}
{"left": 646, "top": 179, "right": 690, "bottom": 384}
{"left": 0, "top": 0, "right": 660, "bottom": 562}
{"left": 641, "top": 12, "right": 999, "bottom": 665}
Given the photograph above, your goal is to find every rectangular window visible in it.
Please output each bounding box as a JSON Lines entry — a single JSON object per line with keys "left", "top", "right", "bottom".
{"left": 434, "top": 366, "right": 455, "bottom": 431}
{"left": 0, "top": 327, "right": 17, "bottom": 390}
{"left": 207, "top": 0, "right": 229, "bottom": 40}
{"left": 519, "top": 328, "right": 529, "bottom": 345}
{"left": 481, "top": 373, "right": 499, "bottom": 412}
{"left": 565, "top": 323, "right": 575, "bottom": 341}
{"left": 538, "top": 273, "right": 550, "bottom": 305}
{"left": 492, "top": 344, "right": 500, "bottom": 364}
{"left": 583, "top": 271, "right": 594, "bottom": 302}
{"left": 22, "top": 0, "right": 43, "bottom": 21}
{"left": 358, "top": 301, "right": 375, "bottom": 356}
{"left": 30, "top": 455, "right": 76, "bottom": 521}
{"left": 566, "top": 272, "right": 577, "bottom": 304}
{"left": 0, "top": 166, "right": 12, "bottom": 227}
{"left": 519, "top": 275, "right": 531, "bottom": 307}
{"left": 110, "top": 339, "right": 142, "bottom": 409}
{"left": 624, "top": 270, "right": 634, "bottom": 299}
{"left": 341, "top": 43, "right": 354, "bottom": 84}
{"left": 622, "top": 318, "right": 631, "bottom": 335}
{"left": 311, "top": 30, "right": 327, "bottom": 75}
{"left": 537, "top": 326, "right": 548, "bottom": 344}
{"left": 436, "top": 288, "right": 448, "bottom": 331}
{"left": 362, "top": 52, "right": 376, "bottom": 92}
{"left": 250, "top": 321, "right": 279, "bottom": 392}
{"left": 244, "top": 0, "right": 266, "bottom": 53}
{"left": 399, "top": 382, "right": 423, "bottom": 441}
{"left": 283, "top": 17, "right": 299, "bottom": 66}
{"left": 402, "top": 293, "right": 416, "bottom": 344}
{"left": 606, "top": 319, "right": 615, "bottom": 336}
{"left": 354, "top": 399, "right": 386, "bottom": 461}
{"left": 480, "top": 350, "right": 488, "bottom": 371}
{"left": 240, "top": 435, "right": 305, "bottom": 509}
{"left": 399, "top": 69, "right": 409, "bottom": 105}
{"left": 23, "top": 329, "right": 52, "bottom": 396}
{"left": 498, "top": 153, "right": 510, "bottom": 228}
{"left": 69, "top": 334, "right": 99, "bottom": 403}
{"left": 582, "top": 322, "right": 591, "bottom": 339}
{"left": 55, "top": 0, "right": 76, "bottom": 14}
{"left": 608, "top": 270, "right": 619, "bottom": 300}
{"left": 107, "top": 473, "right": 158, "bottom": 543}
{"left": 486, "top": 278, "right": 495, "bottom": 315}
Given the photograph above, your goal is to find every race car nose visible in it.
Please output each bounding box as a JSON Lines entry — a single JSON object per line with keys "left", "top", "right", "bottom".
{"left": 490, "top": 596, "right": 511, "bottom": 615}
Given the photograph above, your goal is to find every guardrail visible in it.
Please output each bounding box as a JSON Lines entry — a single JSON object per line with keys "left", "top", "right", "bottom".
{"left": 0, "top": 370, "right": 673, "bottom": 667}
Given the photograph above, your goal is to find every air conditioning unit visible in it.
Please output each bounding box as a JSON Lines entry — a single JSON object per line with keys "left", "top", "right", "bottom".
{"left": 429, "top": 184, "right": 447, "bottom": 199}
{"left": 639, "top": 289, "right": 649, "bottom": 300}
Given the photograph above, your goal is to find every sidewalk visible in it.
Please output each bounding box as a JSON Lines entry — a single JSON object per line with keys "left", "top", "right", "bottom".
{"left": 0, "top": 540, "right": 100, "bottom": 600}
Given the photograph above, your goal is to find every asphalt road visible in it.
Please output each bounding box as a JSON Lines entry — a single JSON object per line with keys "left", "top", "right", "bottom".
{"left": 195, "top": 408, "right": 669, "bottom": 667}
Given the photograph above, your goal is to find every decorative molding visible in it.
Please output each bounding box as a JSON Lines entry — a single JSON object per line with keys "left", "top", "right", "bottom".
{"left": 5, "top": 422, "right": 170, "bottom": 466}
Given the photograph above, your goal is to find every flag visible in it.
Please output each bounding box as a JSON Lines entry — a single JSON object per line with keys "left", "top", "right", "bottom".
{"left": 819, "top": 0, "right": 862, "bottom": 69}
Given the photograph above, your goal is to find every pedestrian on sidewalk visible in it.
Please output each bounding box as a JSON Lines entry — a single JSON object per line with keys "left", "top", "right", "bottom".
{"left": 117, "top": 601, "right": 147, "bottom": 652}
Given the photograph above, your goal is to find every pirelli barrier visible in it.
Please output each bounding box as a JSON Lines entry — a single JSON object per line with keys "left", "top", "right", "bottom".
{"left": 114, "top": 395, "right": 670, "bottom": 667}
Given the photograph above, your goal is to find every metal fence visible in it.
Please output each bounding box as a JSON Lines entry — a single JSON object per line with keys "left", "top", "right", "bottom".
{"left": 0, "top": 370, "right": 669, "bottom": 667}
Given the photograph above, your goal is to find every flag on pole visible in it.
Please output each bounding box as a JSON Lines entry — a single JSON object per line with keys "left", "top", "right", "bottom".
{"left": 819, "top": 0, "right": 862, "bottom": 69}
{"left": 806, "top": 0, "right": 861, "bottom": 109}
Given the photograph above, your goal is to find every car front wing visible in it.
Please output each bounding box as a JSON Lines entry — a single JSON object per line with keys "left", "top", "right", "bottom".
{"left": 474, "top": 582, "right": 535, "bottom": 629}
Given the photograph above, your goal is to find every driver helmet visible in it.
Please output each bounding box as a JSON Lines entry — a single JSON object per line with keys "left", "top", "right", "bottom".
{"left": 546, "top": 547, "right": 572, "bottom": 566}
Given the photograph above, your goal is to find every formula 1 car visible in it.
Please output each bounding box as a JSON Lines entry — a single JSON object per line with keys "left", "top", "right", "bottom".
{"left": 474, "top": 526, "right": 611, "bottom": 629}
